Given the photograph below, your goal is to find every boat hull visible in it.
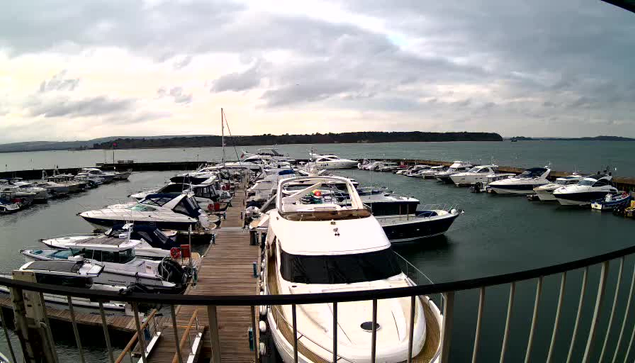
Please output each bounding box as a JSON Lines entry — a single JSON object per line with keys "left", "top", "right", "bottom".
{"left": 377, "top": 211, "right": 460, "bottom": 243}
{"left": 554, "top": 191, "right": 615, "bottom": 206}
{"left": 489, "top": 183, "right": 545, "bottom": 195}
{"left": 81, "top": 215, "right": 196, "bottom": 231}
{"left": 535, "top": 189, "right": 557, "bottom": 201}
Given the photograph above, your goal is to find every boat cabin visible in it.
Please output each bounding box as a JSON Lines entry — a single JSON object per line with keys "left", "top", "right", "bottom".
{"left": 20, "top": 260, "right": 102, "bottom": 288}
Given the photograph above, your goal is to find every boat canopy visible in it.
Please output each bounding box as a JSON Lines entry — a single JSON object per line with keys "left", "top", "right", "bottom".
{"left": 519, "top": 168, "right": 549, "bottom": 178}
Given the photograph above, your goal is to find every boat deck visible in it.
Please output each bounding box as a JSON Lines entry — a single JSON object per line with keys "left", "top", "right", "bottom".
{"left": 266, "top": 249, "right": 441, "bottom": 362}
{"left": 147, "top": 188, "right": 261, "bottom": 363}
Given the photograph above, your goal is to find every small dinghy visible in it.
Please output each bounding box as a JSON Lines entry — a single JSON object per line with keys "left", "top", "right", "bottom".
{"left": 591, "top": 192, "right": 632, "bottom": 211}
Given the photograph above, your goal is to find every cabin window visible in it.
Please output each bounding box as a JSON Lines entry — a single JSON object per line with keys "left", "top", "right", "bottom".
{"left": 35, "top": 274, "right": 93, "bottom": 288}
{"left": 279, "top": 248, "right": 402, "bottom": 284}
{"left": 593, "top": 179, "right": 610, "bottom": 187}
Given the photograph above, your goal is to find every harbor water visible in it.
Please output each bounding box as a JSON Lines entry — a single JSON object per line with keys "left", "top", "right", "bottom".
{"left": 2, "top": 140, "right": 635, "bottom": 177}
{"left": 1, "top": 142, "right": 635, "bottom": 361}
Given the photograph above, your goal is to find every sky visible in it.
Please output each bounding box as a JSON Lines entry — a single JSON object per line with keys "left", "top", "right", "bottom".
{"left": 0, "top": 0, "right": 634, "bottom": 143}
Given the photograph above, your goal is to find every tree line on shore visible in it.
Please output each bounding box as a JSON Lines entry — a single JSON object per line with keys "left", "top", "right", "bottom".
{"left": 92, "top": 131, "right": 503, "bottom": 149}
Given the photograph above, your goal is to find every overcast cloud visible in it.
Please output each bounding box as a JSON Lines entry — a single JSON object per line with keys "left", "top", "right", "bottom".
{"left": 0, "top": 0, "right": 633, "bottom": 143}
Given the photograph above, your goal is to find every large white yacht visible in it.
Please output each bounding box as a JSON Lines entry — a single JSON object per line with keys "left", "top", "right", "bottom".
{"left": 419, "top": 165, "right": 447, "bottom": 179}
{"left": 553, "top": 174, "right": 617, "bottom": 206}
{"left": 533, "top": 174, "right": 583, "bottom": 201}
{"left": 311, "top": 154, "right": 358, "bottom": 169}
{"left": 263, "top": 176, "right": 442, "bottom": 362}
{"left": 79, "top": 193, "right": 212, "bottom": 231}
{"left": 488, "top": 167, "right": 551, "bottom": 195}
{"left": 449, "top": 164, "right": 499, "bottom": 187}
{"left": 434, "top": 161, "right": 473, "bottom": 183}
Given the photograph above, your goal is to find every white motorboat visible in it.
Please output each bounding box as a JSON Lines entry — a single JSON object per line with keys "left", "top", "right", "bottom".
{"left": 419, "top": 165, "right": 447, "bottom": 179}
{"left": 131, "top": 181, "right": 231, "bottom": 214}
{"left": 404, "top": 165, "right": 431, "bottom": 177}
{"left": 449, "top": 164, "right": 499, "bottom": 187}
{"left": 0, "top": 181, "right": 36, "bottom": 205}
{"left": 533, "top": 174, "right": 583, "bottom": 201}
{"left": 488, "top": 167, "right": 551, "bottom": 195}
{"left": 553, "top": 174, "right": 618, "bottom": 206}
{"left": 80, "top": 168, "right": 116, "bottom": 183}
{"left": 39, "top": 224, "right": 182, "bottom": 260}
{"left": 0, "top": 260, "right": 127, "bottom": 310}
{"left": 434, "top": 161, "right": 473, "bottom": 183}
{"left": 113, "top": 170, "right": 132, "bottom": 180}
{"left": 263, "top": 176, "right": 442, "bottom": 362}
{"left": 32, "top": 179, "right": 70, "bottom": 198}
{"left": 247, "top": 169, "right": 297, "bottom": 206}
{"left": 311, "top": 154, "right": 358, "bottom": 169}
{"left": 79, "top": 193, "right": 212, "bottom": 231}
{"left": 375, "top": 162, "right": 401, "bottom": 172}
{"left": 5, "top": 179, "right": 49, "bottom": 202}
{"left": 21, "top": 237, "right": 188, "bottom": 292}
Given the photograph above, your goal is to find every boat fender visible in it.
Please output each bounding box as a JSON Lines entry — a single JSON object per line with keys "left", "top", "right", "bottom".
{"left": 259, "top": 342, "right": 266, "bottom": 355}
{"left": 259, "top": 320, "right": 267, "bottom": 333}
{"left": 259, "top": 306, "right": 267, "bottom": 316}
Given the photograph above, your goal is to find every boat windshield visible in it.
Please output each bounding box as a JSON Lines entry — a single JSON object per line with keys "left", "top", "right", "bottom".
{"left": 71, "top": 248, "right": 136, "bottom": 263}
{"left": 131, "top": 205, "right": 158, "bottom": 212}
{"left": 519, "top": 168, "right": 547, "bottom": 178}
{"left": 578, "top": 179, "right": 595, "bottom": 186}
{"left": 280, "top": 248, "right": 402, "bottom": 284}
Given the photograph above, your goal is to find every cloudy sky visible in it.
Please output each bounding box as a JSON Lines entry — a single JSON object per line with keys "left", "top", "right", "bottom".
{"left": 0, "top": 0, "right": 633, "bottom": 143}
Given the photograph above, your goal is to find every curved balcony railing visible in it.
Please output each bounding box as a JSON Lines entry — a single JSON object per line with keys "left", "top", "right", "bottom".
{"left": 1, "top": 243, "right": 635, "bottom": 362}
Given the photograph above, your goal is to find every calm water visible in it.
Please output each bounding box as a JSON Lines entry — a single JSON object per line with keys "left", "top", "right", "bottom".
{"left": 2, "top": 140, "right": 635, "bottom": 177}
{"left": 1, "top": 147, "right": 635, "bottom": 360}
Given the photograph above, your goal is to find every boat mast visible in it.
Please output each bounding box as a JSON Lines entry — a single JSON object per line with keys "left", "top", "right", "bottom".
{"left": 221, "top": 108, "right": 225, "bottom": 163}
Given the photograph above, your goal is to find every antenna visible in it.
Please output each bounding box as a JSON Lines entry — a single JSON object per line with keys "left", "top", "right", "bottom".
{"left": 221, "top": 108, "right": 226, "bottom": 163}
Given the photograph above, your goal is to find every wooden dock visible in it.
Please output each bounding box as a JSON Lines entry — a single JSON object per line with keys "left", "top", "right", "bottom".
{"left": 147, "top": 187, "right": 260, "bottom": 363}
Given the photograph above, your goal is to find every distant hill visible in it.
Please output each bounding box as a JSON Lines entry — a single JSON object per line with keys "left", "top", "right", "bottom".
{"left": 507, "top": 135, "right": 635, "bottom": 141}
{"left": 90, "top": 131, "right": 504, "bottom": 150}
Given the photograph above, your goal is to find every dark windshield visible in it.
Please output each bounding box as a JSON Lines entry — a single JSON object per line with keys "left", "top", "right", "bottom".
{"left": 280, "top": 248, "right": 402, "bottom": 284}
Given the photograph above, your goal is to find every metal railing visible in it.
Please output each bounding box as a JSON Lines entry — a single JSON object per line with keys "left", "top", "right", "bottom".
{"left": 2, "top": 244, "right": 635, "bottom": 362}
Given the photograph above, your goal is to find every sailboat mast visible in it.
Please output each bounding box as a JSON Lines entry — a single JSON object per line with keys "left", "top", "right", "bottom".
{"left": 221, "top": 108, "right": 225, "bottom": 163}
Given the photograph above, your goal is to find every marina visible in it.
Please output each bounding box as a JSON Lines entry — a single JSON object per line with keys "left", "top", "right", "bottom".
{"left": 1, "top": 143, "right": 635, "bottom": 362}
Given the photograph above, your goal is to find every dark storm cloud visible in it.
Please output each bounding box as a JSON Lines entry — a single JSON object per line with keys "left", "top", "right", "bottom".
{"left": 39, "top": 71, "right": 79, "bottom": 92}
{"left": 25, "top": 96, "right": 135, "bottom": 118}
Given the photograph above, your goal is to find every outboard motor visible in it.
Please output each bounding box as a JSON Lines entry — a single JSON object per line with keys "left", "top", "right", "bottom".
{"left": 158, "top": 258, "right": 188, "bottom": 285}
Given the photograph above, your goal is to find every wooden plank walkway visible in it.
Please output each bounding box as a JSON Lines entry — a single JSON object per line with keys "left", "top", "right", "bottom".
{"left": 0, "top": 296, "right": 137, "bottom": 332}
{"left": 148, "top": 187, "right": 260, "bottom": 363}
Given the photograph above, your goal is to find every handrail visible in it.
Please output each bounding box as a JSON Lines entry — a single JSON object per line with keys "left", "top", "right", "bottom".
{"left": 1, "top": 243, "right": 635, "bottom": 306}
{"left": 115, "top": 309, "right": 158, "bottom": 363}
{"left": 172, "top": 309, "right": 199, "bottom": 363}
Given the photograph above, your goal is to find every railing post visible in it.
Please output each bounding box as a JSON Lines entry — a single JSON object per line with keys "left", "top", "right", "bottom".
{"left": 251, "top": 305, "right": 259, "bottom": 363}
{"left": 371, "top": 299, "right": 378, "bottom": 362}
{"left": 407, "top": 296, "right": 415, "bottom": 363}
{"left": 582, "top": 261, "right": 609, "bottom": 362}
{"left": 524, "top": 277, "right": 543, "bottom": 363}
{"left": 170, "top": 305, "right": 183, "bottom": 363}
{"left": 472, "top": 287, "right": 485, "bottom": 363}
{"left": 499, "top": 282, "right": 515, "bottom": 363}
{"left": 99, "top": 302, "right": 115, "bottom": 363}
{"left": 333, "top": 302, "right": 338, "bottom": 362}
{"left": 567, "top": 267, "right": 589, "bottom": 363}
{"left": 546, "top": 272, "right": 567, "bottom": 363}
{"left": 613, "top": 262, "right": 635, "bottom": 363}
{"left": 292, "top": 304, "right": 298, "bottom": 363}
{"left": 132, "top": 303, "right": 148, "bottom": 363}
{"left": 599, "top": 257, "right": 624, "bottom": 362}
{"left": 440, "top": 292, "right": 455, "bottom": 363}
{"left": 207, "top": 306, "right": 221, "bottom": 363}
{"left": 0, "top": 306, "right": 17, "bottom": 363}
{"left": 66, "top": 296, "right": 86, "bottom": 363}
